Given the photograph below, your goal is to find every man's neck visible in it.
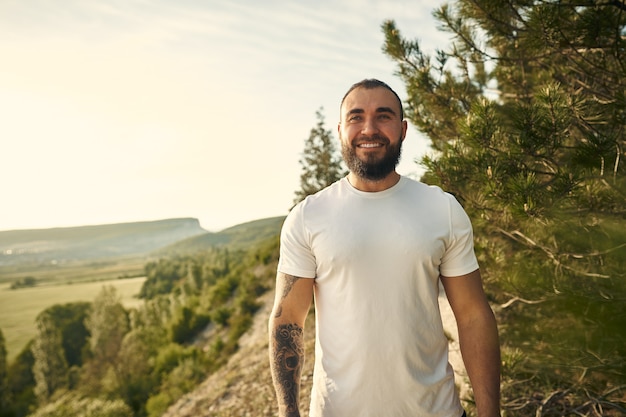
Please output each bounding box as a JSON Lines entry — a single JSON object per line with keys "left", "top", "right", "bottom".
{"left": 347, "top": 171, "right": 401, "bottom": 192}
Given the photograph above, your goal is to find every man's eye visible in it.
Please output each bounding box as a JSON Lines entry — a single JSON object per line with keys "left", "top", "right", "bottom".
{"left": 348, "top": 116, "right": 362, "bottom": 122}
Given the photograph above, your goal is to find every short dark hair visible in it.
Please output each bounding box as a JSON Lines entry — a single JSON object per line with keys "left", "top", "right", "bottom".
{"left": 340, "top": 79, "right": 404, "bottom": 120}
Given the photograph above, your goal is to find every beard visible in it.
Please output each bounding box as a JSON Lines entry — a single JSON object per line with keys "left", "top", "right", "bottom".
{"left": 341, "top": 134, "right": 403, "bottom": 181}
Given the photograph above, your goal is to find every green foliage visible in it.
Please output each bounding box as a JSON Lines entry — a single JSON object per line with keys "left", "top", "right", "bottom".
{"left": 208, "top": 276, "right": 238, "bottom": 305}
{"left": 140, "top": 247, "right": 244, "bottom": 300}
{"left": 169, "top": 306, "right": 211, "bottom": 344}
{"left": 153, "top": 344, "right": 189, "bottom": 378}
{"left": 3, "top": 231, "right": 280, "bottom": 417}
{"left": 383, "top": 0, "right": 626, "bottom": 415}
{"left": 226, "top": 313, "right": 253, "bottom": 352}
{"left": 28, "top": 393, "right": 133, "bottom": 417}
{"left": 31, "top": 310, "right": 70, "bottom": 404}
{"left": 85, "top": 286, "right": 129, "bottom": 363}
{"left": 24, "top": 302, "right": 91, "bottom": 410}
{"left": 6, "top": 342, "right": 36, "bottom": 417}
{"left": 0, "top": 329, "right": 8, "bottom": 414}
{"left": 36, "top": 303, "right": 91, "bottom": 369}
{"left": 9, "top": 277, "right": 37, "bottom": 290}
{"left": 147, "top": 342, "right": 214, "bottom": 415}
{"left": 145, "top": 392, "right": 172, "bottom": 417}
{"left": 140, "top": 258, "right": 188, "bottom": 298}
{"left": 113, "top": 327, "right": 165, "bottom": 415}
{"left": 81, "top": 286, "right": 129, "bottom": 396}
{"left": 211, "top": 306, "right": 232, "bottom": 327}
{"left": 0, "top": 277, "right": 144, "bottom": 366}
{"left": 293, "top": 107, "right": 346, "bottom": 205}
{"left": 128, "top": 296, "right": 173, "bottom": 331}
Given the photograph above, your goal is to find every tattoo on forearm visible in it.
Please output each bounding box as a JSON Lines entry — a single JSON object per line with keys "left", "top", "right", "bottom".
{"left": 274, "top": 275, "right": 301, "bottom": 318}
{"left": 271, "top": 323, "right": 304, "bottom": 416}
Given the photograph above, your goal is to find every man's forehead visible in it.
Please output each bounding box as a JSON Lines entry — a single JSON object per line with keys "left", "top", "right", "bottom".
{"left": 341, "top": 87, "right": 399, "bottom": 112}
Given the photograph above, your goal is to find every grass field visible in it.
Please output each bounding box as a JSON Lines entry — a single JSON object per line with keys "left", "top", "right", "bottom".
{"left": 0, "top": 277, "right": 146, "bottom": 362}
{"left": 0, "top": 256, "right": 147, "bottom": 285}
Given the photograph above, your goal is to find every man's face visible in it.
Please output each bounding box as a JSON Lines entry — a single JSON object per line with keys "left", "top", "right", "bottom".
{"left": 338, "top": 87, "right": 407, "bottom": 181}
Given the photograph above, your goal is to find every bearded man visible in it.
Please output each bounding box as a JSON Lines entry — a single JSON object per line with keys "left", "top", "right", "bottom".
{"left": 269, "top": 79, "right": 501, "bottom": 417}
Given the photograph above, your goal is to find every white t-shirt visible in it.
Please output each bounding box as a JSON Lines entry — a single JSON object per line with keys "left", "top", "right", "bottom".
{"left": 278, "top": 176, "right": 479, "bottom": 417}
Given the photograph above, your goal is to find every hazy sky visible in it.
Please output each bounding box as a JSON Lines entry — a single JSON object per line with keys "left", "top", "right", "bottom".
{"left": 1, "top": 0, "right": 449, "bottom": 232}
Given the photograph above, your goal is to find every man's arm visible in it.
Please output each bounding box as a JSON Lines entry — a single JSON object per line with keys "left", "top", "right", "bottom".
{"left": 441, "top": 269, "right": 501, "bottom": 417}
{"left": 268, "top": 272, "right": 314, "bottom": 417}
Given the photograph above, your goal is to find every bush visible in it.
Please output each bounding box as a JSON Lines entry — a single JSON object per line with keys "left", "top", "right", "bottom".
{"left": 145, "top": 391, "right": 173, "bottom": 417}
{"left": 10, "top": 276, "right": 37, "bottom": 289}
{"left": 146, "top": 357, "right": 207, "bottom": 417}
{"left": 211, "top": 307, "right": 232, "bottom": 327}
{"left": 170, "top": 307, "right": 211, "bottom": 344}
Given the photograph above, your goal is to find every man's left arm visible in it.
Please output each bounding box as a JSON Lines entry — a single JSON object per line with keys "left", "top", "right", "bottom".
{"left": 441, "top": 269, "right": 501, "bottom": 417}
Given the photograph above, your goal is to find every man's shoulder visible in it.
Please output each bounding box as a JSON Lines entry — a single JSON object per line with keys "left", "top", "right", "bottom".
{"left": 299, "top": 178, "right": 347, "bottom": 205}
{"left": 401, "top": 176, "right": 450, "bottom": 198}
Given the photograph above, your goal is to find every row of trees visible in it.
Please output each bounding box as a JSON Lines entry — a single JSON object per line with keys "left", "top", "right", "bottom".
{"left": 0, "top": 238, "right": 280, "bottom": 417}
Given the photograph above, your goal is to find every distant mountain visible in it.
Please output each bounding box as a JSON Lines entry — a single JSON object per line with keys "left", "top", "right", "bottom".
{"left": 0, "top": 216, "right": 288, "bottom": 268}
{"left": 158, "top": 216, "right": 286, "bottom": 254}
{"left": 0, "top": 218, "right": 207, "bottom": 266}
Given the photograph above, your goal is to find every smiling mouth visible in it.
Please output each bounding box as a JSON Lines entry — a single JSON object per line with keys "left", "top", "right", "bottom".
{"left": 357, "top": 142, "right": 384, "bottom": 148}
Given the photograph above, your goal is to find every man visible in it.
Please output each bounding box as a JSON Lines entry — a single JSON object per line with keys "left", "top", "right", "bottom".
{"left": 269, "top": 79, "right": 501, "bottom": 417}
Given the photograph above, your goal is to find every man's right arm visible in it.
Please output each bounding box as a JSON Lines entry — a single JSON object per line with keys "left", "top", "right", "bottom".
{"left": 268, "top": 272, "right": 314, "bottom": 417}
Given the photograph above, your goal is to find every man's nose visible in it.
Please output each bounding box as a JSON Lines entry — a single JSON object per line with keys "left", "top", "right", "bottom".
{"left": 361, "top": 117, "right": 379, "bottom": 135}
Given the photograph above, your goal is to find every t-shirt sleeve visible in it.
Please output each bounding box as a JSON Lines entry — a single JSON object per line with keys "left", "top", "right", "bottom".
{"left": 277, "top": 202, "right": 317, "bottom": 279}
{"left": 439, "top": 193, "right": 480, "bottom": 277}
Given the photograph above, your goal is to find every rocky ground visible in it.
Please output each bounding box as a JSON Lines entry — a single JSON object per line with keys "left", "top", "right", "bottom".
{"left": 163, "top": 288, "right": 471, "bottom": 417}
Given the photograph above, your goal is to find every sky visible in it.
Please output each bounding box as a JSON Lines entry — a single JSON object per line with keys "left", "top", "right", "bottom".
{"left": 0, "top": 0, "right": 450, "bottom": 233}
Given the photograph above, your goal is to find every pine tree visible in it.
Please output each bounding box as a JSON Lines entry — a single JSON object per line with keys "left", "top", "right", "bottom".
{"left": 383, "top": 1, "right": 625, "bottom": 415}
{"left": 293, "top": 108, "right": 346, "bottom": 205}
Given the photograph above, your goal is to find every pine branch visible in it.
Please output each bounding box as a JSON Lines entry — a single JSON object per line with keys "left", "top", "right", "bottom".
{"left": 502, "top": 385, "right": 626, "bottom": 416}
{"left": 498, "top": 294, "right": 546, "bottom": 309}
{"left": 496, "top": 228, "right": 615, "bottom": 278}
